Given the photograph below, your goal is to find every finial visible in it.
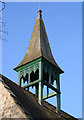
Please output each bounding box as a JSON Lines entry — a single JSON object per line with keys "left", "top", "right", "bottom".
{"left": 37, "top": 10, "right": 42, "bottom": 19}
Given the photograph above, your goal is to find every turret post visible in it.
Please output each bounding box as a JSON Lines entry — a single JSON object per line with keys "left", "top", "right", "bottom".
{"left": 38, "top": 61, "right": 43, "bottom": 105}
{"left": 35, "top": 84, "right": 38, "bottom": 97}
{"left": 56, "top": 74, "right": 61, "bottom": 115}
{"left": 18, "top": 72, "right": 21, "bottom": 86}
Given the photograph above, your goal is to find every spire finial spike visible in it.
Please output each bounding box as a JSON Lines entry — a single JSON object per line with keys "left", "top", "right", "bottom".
{"left": 37, "top": 10, "right": 42, "bottom": 19}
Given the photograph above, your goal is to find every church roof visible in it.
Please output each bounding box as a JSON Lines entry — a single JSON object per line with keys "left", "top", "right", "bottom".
{"left": 0, "top": 74, "right": 78, "bottom": 119}
{"left": 14, "top": 10, "right": 64, "bottom": 73}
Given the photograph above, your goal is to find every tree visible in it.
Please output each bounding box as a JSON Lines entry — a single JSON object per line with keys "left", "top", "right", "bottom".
{"left": 0, "top": 1, "right": 8, "bottom": 42}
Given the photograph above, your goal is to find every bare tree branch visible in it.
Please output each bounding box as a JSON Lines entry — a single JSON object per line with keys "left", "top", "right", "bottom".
{"left": 0, "top": 30, "right": 8, "bottom": 35}
{"left": 0, "top": 1, "right": 8, "bottom": 42}
{"left": 0, "top": 1, "right": 5, "bottom": 12}
{"left": 2, "top": 38, "right": 8, "bottom": 42}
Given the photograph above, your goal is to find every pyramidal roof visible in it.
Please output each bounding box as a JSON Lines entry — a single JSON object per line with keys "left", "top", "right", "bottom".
{"left": 14, "top": 10, "right": 64, "bottom": 73}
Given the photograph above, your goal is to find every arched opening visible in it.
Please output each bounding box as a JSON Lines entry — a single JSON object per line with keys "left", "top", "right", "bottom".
{"left": 20, "top": 75, "right": 24, "bottom": 86}
{"left": 51, "top": 75, "right": 54, "bottom": 85}
{"left": 20, "top": 74, "right": 29, "bottom": 86}
{"left": 25, "top": 73, "right": 28, "bottom": 83}
{"left": 43, "top": 69, "right": 49, "bottom": 82}
{"left": 23, "top": 73, "right": 29, "bottom": 84}
{"left": 30, "top": 71, "right": 35, "bottom": 82}
{"left": 35, "top": 69, "right": 39, "bottom": 80}
{"left": 30, "top": 69, "right": 39, "bottom": 82}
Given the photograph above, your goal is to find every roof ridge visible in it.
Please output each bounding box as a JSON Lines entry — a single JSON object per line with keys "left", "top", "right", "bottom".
{"left": 39, "top": 18, "right": 43, "bottom": 56}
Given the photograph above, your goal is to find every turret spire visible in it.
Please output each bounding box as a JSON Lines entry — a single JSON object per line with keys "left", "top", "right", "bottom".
{"left": 37, "top": 10, "right": 42, "bottom": 19}
{"left": 14, "top": 10, "right": 64, "bottom": 115}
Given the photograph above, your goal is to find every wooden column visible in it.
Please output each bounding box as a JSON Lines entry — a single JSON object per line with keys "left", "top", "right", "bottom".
{"left": 18, "top": 71, "right": 21, "bottom": 86}
{"left": 47, "top": 86, "right": 49, "bottom": 97}
{"left": 28, "top": 73, "right": 30, "bottom": 83}
{"left": 56, "top": 74, "right": 61, "bottom": 114}
{"left": 25, "top": 73, "right": 30, "bottom": 91}
{"left": 49, "top": 73, "right": 51, "bottom": 84}
{"left": 48, "top": 71, "right": 51, "bottom": 96}
{"left": 38, "top": 61, "right": 43, "bottom": 105}
{"left": 35, "top": 85, "right": 38, "bottom": 97}
{"left": 27, "top": 74, "right": 29, "bottom": 91}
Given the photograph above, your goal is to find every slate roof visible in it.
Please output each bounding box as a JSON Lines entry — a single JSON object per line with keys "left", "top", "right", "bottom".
{"left": 14, "top": 10, "right": 64, "bottom": 73}
{"left": 0, "top": 74, "right": 78, "bottom": 120}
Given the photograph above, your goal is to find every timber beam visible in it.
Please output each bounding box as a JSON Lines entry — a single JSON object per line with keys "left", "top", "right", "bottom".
{"left": 23, "top": 79, "right": 41, "bottom": 88}
{"left": 43, "top": 81, "right": 61, "bottom": 94}
{"left": 43, "top": 92, "right": 57, "bottom": 100}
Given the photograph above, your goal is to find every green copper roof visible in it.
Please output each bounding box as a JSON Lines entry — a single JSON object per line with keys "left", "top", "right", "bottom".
{"left": 14, "top": 10, "right": 64, "bottom": 73}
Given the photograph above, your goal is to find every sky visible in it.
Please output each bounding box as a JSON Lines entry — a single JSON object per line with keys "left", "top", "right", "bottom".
{"left": 1, "top": 2, "right": 82, "bottom": 118}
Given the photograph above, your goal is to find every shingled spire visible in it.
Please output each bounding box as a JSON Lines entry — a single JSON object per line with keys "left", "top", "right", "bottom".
{"left": 37, "top": 10, "right": 42, "bottom": 19}
{"left": 14, "top": 10, "right": 64, "bottom": 115}
{"left": 14, "top": 10, "right": 63, "bottom": 73}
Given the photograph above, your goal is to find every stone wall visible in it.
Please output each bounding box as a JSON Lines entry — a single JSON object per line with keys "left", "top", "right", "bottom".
{"left": 0, "top": 82, "right": 28, "bottom": 119}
